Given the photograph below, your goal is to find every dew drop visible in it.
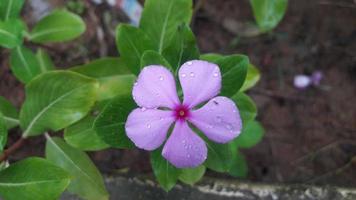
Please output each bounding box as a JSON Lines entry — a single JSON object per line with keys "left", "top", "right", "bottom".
{"left": 216, "top": 116, "right": 222, "bottom": 123}
{"left": 187, "top": 154, "right": 191, "bottom": 158}
{"left": 208, "top": 124, "right": 214, "bottom": 129}
{"left": 188, "top": 144, "right": 192, "bottom": 149}
{"left": 226, "top": 124, "right": 234, "bottom": 131}
{"left": 187, "top": 61, "right": 193, "bottom": 65}
{"left": 213, "top": 72, "right": 219, "bottom": 77}
{"left": 159, "top": 76, "right": 164, "bottom": 81}
{"left": 141, "top": 107, "right": 147, "bottom": 112}
{"left": 184, "top": 144, "right": 188, "bottom": 149}
{"left": 182, "top": 140, "right": 186, "bottom": 144}
{"left": 146, "top": 124, "right": 151, "bottom": 129}
{"left": 233, "top": 109, "right": 237, "bottom": 113}
{"left": 159, "top": 117, "right": 164, "bottom": 121}
{"left": 190, "top": 72, "right": 195, "bottom": 77}
{"left": 134, "top": 82, "right": 138, "bottom": 86}
{"left": 181, "top": 73, "right": 187, "bottom": 78}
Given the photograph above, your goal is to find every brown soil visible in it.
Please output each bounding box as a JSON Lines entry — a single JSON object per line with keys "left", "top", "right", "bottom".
{"left": 1, "top": 0, "right": 356, "bottom": 187}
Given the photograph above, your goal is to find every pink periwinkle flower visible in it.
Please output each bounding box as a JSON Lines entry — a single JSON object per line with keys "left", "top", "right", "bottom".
{"left": 125, "top": 60, "right": 242, "bottom": 168}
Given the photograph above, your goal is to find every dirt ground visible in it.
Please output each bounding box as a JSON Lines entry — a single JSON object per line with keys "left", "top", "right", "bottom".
{"left": 1, "top": 0, "right": 356, "bottom": 187}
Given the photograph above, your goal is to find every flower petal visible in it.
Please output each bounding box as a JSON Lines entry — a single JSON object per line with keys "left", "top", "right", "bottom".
{"left": 189, "top": 96, "right": 242, "bottom": 143}
{"left": 125, "top": 108, "right": 175, "bottom": 150}
{"left": 133, "top": 66, "right": 180, "bottom": 109}
{"left": 162, "top": 121, "right": 207, "bottom": 168}
{"left": 179, "top": 60, "right": 221, "bottom": 108}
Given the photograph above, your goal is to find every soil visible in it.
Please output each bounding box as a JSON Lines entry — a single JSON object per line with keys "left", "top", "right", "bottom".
{"left": 1, "top": 0, "right": 355, "bottom": 188}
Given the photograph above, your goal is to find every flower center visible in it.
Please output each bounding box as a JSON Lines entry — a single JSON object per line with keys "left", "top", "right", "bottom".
{"left": 174, "top": 105, "right": 190, "bottom": 121}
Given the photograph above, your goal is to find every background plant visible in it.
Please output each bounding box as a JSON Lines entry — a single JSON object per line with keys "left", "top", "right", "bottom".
{"left": 0, "top": 0, "right": 288, "bottom": 199}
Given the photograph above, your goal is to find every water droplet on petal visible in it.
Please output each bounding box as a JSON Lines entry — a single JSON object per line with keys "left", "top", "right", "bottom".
{"left": 146, "top": 124, "right": 151, "bottom": 129}
{"left": 182, "top": 140, "right": 186, "bottom": 144}
{"left": 141, "top": 107, "right": 147, "bottom": 112}
{"left": 187, "top": 61, "right": 193, "bottom": 65}
{"left": 134, "top": 82, "right": 138, "bottom": 86}
{"left": 187, "top": 154, "right": 191, "bottom": 158}
{"left": 190, "top": 72, "right": 195, "bottom": 77}
{"left": 159, "top": 76, "right": 164, "bottom": 81}
{"left": 226, "top": 124, "right": 234, "bottom": 132}
{"left": 159, "top": 117, "right": 164, "bottom": 121}
{"left": 188, "top": 145, "right": 192, "bottom": 149}
{"left": 216, "top": 116, "right": 222, "bottom": 123}
{"left": 213, "top": 72, "right": 219, "bottom": 77}
{"left": 233, "top": 109, "right": 237, "bottom": 113}
{"left": 181, "top": 73, "right": 187, "bottom": 78}
{"left": 184, "top": 144, "right": 188, "bottom": 149}
{"left": 208, "top": 124, "right": 214, "bottom": 129}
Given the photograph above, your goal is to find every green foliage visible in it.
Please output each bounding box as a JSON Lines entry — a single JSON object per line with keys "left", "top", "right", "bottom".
{"left": 0, "top": 0, "right": 25, "bottom": 21}
{"left": 0, "top": 19, "right": 25, "bottom": 48}
{"left": 0, "top": 96, "right": 19, "bottom": 129}
{"left": 94, "top": 95, "right": 135, "bottom": 148}
{"left": 70, "top": 57, "right": 135, "bottom": 101}
{"left": 204, "top": 140, "right": 232, "bottom": 172}
{"left": 150, "top": 149, "right": 181, "bottom": 191}
{"left": 10, "top": 46, "right": 42, "bottom": 83}
{"left": 0, "top": 112, "right": 7, "bottom": 151}
{"left": 162, "top": 24, "right": 199, "bottom": 71}
{"left": 231, "top": 92, "right": 257, "bottom": 124}
{"left": 45, "top": 136, "right": 109, "bottom": 200}
{"left": 36, "top": 48, "right": 55, "bottom": 72}
{"left": 0, "top": 157, "right": 70, "bottom": 200}
{"left": 140, "top": 50, "right": 172, "bottom": 71}
{"left": 250, "top": 0, "right": 288, "bottom": 32}
{"left": 240, "top": 64, "right": 261, "bottom": 91}
{"left": 116, "top": 24, "right": 155, "bottom": 75}
{"left": 64, "top": 116, "right": 110, "bottom": 151}
{"left": 29, "top": 10, "right": 86, "bottom": 43}
{"left": 20, "top": 71, "right": 99, "bottom": 137}
{"left": 140, "top": 0, "right": 193, "bottom": 53}
{"left": 233, "top": 121, "right": 264, "bottom": 149}
{"left": 179, "top": 165, "right": 206, "bottom": 185}
{"left": 228, "top": 150, "right": 248, "bottom": 178}
{"left": 215, "top": 55, "right": 249, "bottom": 97}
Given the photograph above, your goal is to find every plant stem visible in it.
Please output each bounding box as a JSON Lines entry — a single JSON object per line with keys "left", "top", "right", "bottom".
{"left": 0, "top": 137, "right": 26, "bottom": 162}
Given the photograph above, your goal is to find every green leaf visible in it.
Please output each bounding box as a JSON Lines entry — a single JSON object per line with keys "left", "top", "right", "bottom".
{"left": 231, "top": 92, "right": 257, "bottom": 124}
{"left": 150, "top": 149, "right": 181, "bottom": 191}
{"left": 45, "top": 136, "right": 109, "bottom": 200}
{"left": 64, "top": 115, "right": 110, "bottom": 151}
{"left": 0, "top": 112, "right": 7, "bottom": 151}
{"left": 0, "top": 0, "right": 25, "bottom": 21}
{"left": 20, "top": 71, "right": 99, "bottom": 137}
{"left": 10, "top": 46, "right": 42, "bottom": 83}
{"left": 70, "top": 58, "right": 136, "bottom": 101}
{"left": 116, "top": 24, "right": 155, "bottom": 75}
{"left": 0, "top": 96, "right": 19, "bottom": 129}
{"left": 179, "top": 165, "right": 205, "bottom": 185}
{"left": 200, "top": 53, "right": 222, "bottom": 62}
{"left": 250, "top": 0, "right": 288, "bottom": 32}
{"left": 240, "top": 64, "right": 261, "bottom": 92}
{"left": 0, "top": 19, "right": 25, "bottom": 48}
{"left": 228, "top": 150, "right": 248, "bottom": 178}
{"left": 215, "top": 55, "right": 249, "bottom": 97}
{"left": 140, "top": 0, "right": 193, "bottom": 53}
{"left": 204, "top": 140, "right": 232, "bottom": 172}
{"left": 140, "top": 50, "right": 172, "bottom": 71}
{"left": 162, "top": 24, "right": 199, "bottom": 72}
{"left": 233, "top": 121, "right": 264, "bottom": 149}
{"left": 0, "top": 157, "right": 70, "bottom": 200}
{"left": 94, "top": 95, "right": 135, "bottom": 148}
{"left": 29, "top": 10, "right": 86, "bottom": 43}
{"left": 36, "top": 48, "right": 55, "bottom": 72}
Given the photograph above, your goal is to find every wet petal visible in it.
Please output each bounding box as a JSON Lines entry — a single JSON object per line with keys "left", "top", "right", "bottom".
{"left": 162, "top": 121, "right": 207, "bottom": 168}
{"left": 125, "top": 108, "right": 175, "bottom": 150}
{"left": 179, "top": 60, "right": 221, "bottom": 108}
{"left": 133, "top": 66, "right": 180, "bottom": 109}
{"left": 189, "top": 96, "right": 242, "bottom": 143}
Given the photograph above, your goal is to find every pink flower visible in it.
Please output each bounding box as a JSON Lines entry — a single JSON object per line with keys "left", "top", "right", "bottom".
{"left": 125, "top": 60, "right": 242, "bottom": 168}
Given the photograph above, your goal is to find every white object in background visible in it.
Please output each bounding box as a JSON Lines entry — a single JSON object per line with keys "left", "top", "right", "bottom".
{"left": 294, "top": 75, "right": 312, "bottom": 89}
{"left": 29, "top": 0, "right": 52, "bottom": 21}
{"left": 113, "top": 0, "right": 142, "bottom": 26}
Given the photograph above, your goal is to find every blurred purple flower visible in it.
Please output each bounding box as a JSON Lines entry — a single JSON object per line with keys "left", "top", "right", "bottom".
{"left": 125, "top": 60, "right": 242, "bottom": 168}
{"left": 294, "top": 71, "right": 323, "bottom": 89}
